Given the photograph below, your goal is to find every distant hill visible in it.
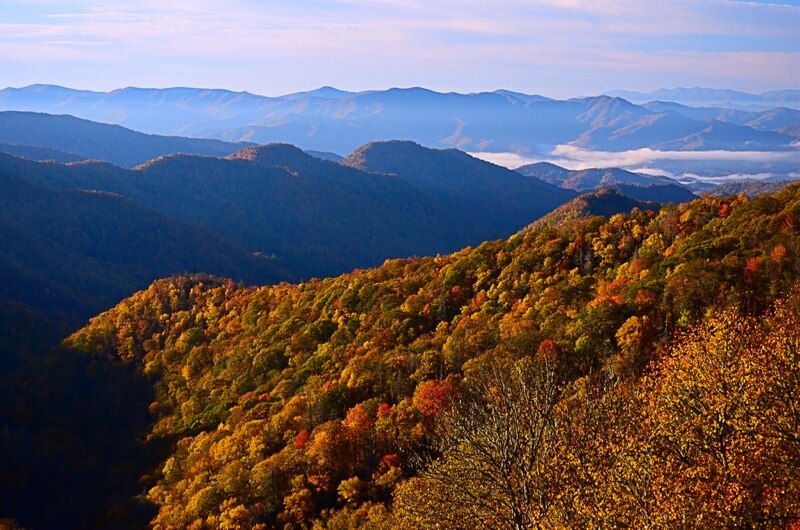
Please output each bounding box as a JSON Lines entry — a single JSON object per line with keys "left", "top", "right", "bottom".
{"left": 344, "top": 141, "right": 575, "bottom": 235}
{"left": 515, "top": 162, "right": 676, "bottom": 191}
{"left": 528, "top": 188, "right": 655, "bottom": 228}
{"left": 706, "top": 180, "right": 796, "bottom": 198}
{"left": 515, "top": 161, "right": 571, "bottom": 182}
{"left": 570, "top": 109, "right": 794, "bottom": 152}
{"left": 0, "top": 111, "right": 249, "bottom": 167}
{"left": 0, "top": 142, "right": 87, "bottom": 163}
{"left": 607, "top": 183, "right": 696, "bottom": 204}
{"left": 778, "top": 123, "right": 800, "bottom": 139}
{"left": 515, "top": 162, "right": 696, "bottom": 204}
{"left": 652, "top": 119, "right": 793, "bottom": 151}
{"left": 344, "top": 140, "right": 571, "bottom": 204}
{"left": 1, "top": 86, "right": 796, "bottom": 155}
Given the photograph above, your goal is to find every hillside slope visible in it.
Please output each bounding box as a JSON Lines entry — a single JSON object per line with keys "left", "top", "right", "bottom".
{"left": 343, "top": 140, "right": 575, "bottom": 231}
{"left": 0, "top": 142, "right": 87, "bottom": 163}
{"left": 35, "top": 184, "right": 800, "bottom": 529}
{"left": 0, "top": 169, "right": 279, "bottom": 341}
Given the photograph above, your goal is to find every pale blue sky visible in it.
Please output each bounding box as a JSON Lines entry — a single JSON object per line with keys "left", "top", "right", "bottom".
{"left": 1, "top": 0, "right": 798, "bottom": 97}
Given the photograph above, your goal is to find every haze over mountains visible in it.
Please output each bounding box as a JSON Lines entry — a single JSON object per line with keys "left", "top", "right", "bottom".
{"left": 1, "top": 85, "right": 797, "bottom": 158}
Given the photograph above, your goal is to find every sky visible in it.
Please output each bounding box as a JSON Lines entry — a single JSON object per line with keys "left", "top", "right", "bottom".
{"left": 1, "top": 0, "right": 799, "bottom": 97}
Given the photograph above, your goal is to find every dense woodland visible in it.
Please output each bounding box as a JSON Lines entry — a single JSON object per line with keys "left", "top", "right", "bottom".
{"left": 2, "top": 184, "right": 796, "bottom": 529}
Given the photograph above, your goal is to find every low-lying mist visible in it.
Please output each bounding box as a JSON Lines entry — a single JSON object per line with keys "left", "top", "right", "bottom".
{"left": 471, "top": 145, "right": 800, "bottom": 184}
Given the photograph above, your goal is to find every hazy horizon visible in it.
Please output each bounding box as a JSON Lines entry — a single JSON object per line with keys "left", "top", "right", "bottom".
{"left": 3, "top": 0, "right": 799, "bottom": 98}
{"left": 2, "top": 83, "right": 799, "bottom": 101}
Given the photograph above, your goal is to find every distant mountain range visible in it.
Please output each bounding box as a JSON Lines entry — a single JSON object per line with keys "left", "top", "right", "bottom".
{"left": 640, "top": 102, "right": 800, "bottom": 137}
{"left": 516, "top": 162, "right": 674, "bottom": 190}
{"left": 605, "top": 88, "right": 800, "bottom": 111}
{"left": 703, "top": 180, "right": 796, "bottom": 198}
{"left": 1, "top": 85, "right": 797, "bottom": 156}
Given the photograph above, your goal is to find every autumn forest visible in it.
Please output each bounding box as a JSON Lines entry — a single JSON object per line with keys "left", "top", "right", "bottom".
{"left": 2, "top": 179, "right": 797, "bottom": 529}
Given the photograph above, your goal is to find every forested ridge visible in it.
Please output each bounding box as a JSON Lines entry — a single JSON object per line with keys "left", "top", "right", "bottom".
{"left": 4, "top": 184, "right": 800, "bottom": 529}
{"left": 0, "top": 142, "right": 575, "bottom": 282}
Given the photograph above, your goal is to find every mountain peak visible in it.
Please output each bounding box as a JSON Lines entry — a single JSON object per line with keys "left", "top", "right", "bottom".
{"left": 15, "top": 84, "right": 101, "bottom": 94}
{"left": 516, "top": 161, "right": 571, "bottom": 180}
{"left": 492, "top": 89, "right": 552, "bottom": 102}
{"left": 283, "top": 86, "right": 354, "bottom": 99}
{"left": 227, "top": 143, "right": 319, "bottom": 167}
{"left": 342, "top": 140, "right": 431, "bottom": 171}
{"left": 315, "top": 85, "right": 350, "bottom": 95}
{"left": 528, "top": 188, "right": 653, "bottom": 230}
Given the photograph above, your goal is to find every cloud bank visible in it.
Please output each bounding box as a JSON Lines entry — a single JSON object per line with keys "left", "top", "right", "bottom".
{"left": 471, "top": 146, "right": 800, "bottom": 170}
{"left": 470, "top": 145, "right": 800, "bottom": 182}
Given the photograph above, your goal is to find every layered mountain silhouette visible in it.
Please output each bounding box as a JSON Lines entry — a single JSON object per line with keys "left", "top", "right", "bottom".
{"left": 516, "top": 162, "right": 674, "bottom": 190}
{"left": 1, "top": 86, "right": 796, "bottom": 155}
{"left": 0, "top": 108, "right": 771, "bottom": 339}
{"left": 641, "top": 102, "right": 800, "bottom": 138}
{"left": 0, "top": 111, "right": 248, "bottom": 167}
{"left": 0, "top": 141, "right": 576, "bottom": 324}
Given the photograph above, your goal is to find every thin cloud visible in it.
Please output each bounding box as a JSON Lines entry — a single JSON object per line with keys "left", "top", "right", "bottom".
{"left": 469, "top": 145, "right": 800, "bottom": 170}
{"left": 0, "top": 0, "right": 798, "bottom": 95}
{"left": 551, "top": 145, "right": 800, "bottom": 167}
